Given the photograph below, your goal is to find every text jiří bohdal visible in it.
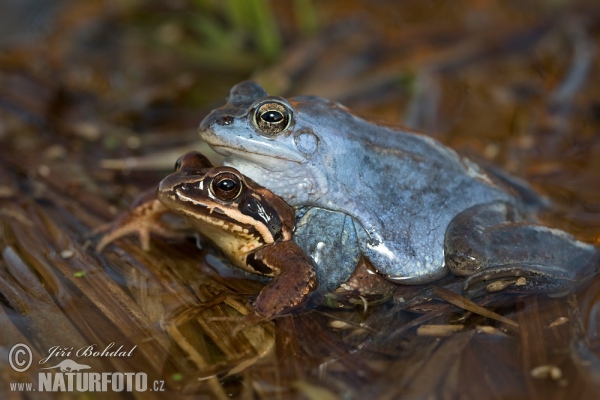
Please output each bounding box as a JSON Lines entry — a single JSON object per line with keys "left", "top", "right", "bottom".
{"left": 39, "top": 343, "right": 137, "bottom": 365}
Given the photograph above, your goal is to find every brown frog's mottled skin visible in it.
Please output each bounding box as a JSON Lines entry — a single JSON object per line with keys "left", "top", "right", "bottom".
{"left": 157, "top": 152, "right": 317, "bottom": 320}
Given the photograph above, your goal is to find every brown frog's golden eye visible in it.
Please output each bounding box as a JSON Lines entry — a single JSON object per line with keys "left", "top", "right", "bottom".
{"left": 210, "top": 172, "right": 243, "bottom": 201}
{"left": 254, "top": 101, "right": 292, "bottom": 136}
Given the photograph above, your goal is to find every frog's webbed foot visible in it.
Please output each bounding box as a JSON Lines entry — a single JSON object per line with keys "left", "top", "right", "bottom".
{"left": 241, "top": 241, "right": 317, "bottom": 326}
{"left": 445, "top": 201, "right": 598, "bottom": 297}
{"left": 462, "top": 263, "right": 581, "bottom": 298}
{"left": 95, "top": 189, "right": 187, "bottom": 252}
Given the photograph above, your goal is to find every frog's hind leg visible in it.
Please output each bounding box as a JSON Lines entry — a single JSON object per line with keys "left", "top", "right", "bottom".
{"left": 444, "top": 201, "right": 598, "bottom": 297}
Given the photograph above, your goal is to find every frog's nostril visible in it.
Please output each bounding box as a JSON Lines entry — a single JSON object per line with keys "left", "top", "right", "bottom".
{"left": 216, "top": 116, "right": 234, "bottom": 126}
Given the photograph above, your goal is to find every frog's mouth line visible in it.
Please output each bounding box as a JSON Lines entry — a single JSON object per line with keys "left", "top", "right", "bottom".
{"left": 173, "top": 187, "right": 276, "bottom": 244}
{"left": 210, "top": 144, "right": 305, "bottom": 164}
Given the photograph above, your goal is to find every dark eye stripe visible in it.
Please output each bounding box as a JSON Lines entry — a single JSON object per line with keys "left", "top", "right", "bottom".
{"left": 241, "top": 198, "right": 283, "bottom": 241}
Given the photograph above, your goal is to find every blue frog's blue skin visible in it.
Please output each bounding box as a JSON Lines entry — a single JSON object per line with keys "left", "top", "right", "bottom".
{"left": 199, "top": 81, "right": 598, "bottom": 291}
{"left": 293, "top": 207, "right": 361, "bottom": 293}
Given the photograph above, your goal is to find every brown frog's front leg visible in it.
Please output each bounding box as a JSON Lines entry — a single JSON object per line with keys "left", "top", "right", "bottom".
{"left": 95, "top": 188, "right": 188, "bottom": 252}
{"left": 239, "top": 241, "right": 318, "bottom": 327}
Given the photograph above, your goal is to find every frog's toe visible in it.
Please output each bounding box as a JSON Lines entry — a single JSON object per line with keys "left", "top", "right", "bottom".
{"left": 95, "top": 198, "right": 186, "bottom": 252}
{"left": 95, "top": 223, "right": 143, "bottom": 252}
{"left": 96, "top": 220, "right": 188, "bottom": 252}
{"left": 462, "top": 263, "right": 580, "bottom": 298}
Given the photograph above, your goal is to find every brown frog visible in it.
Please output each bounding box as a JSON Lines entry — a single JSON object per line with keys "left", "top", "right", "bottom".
{"left": 97, "top": 152, "right": 394, "bottom": 324}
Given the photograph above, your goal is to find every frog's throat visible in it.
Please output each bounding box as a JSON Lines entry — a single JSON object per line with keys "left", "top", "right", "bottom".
{"left": 223, "top": 153, "right": 330, "bottom": 208}
{"left": 209, "top": 144, "right": 306, "bottom": 164}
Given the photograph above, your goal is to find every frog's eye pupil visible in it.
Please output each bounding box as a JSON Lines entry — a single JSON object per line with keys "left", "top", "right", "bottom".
{"left": 254, "top": 100, "right": 292, "bottom": 136}
{"left": 261, "top": 111, "right": 283, "bottom": 123}
{"left": 211, "top": 172, "right": 242, "bottom": 201}
{"left": 218, "top": 179, "right": 236, "bottom": 191}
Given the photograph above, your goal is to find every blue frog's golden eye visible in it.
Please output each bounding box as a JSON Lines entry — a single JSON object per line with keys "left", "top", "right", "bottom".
{"left": 210, "top": 172, "right": 243, "bottom": 201}
{"left": 254, "top": 100, "right": 292, "bottom": 136}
